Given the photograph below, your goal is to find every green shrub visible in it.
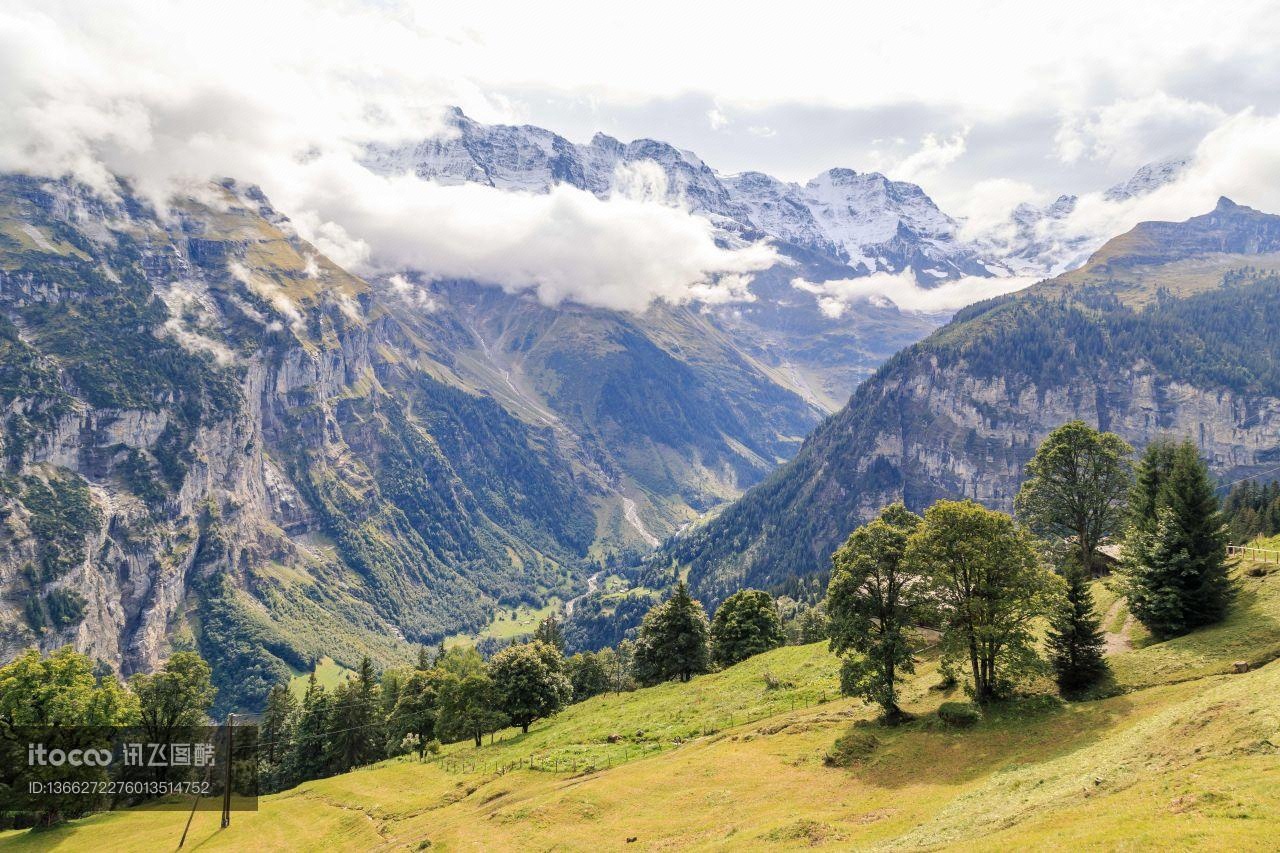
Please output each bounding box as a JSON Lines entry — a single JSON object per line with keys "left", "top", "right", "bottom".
{"left": 938, "top": 701, "right": 982, "bottom": 727}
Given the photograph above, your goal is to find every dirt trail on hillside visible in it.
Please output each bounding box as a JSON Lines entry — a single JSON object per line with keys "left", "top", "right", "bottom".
{"left": 1103, "top": 598, "right": 1133, "bottom": 654}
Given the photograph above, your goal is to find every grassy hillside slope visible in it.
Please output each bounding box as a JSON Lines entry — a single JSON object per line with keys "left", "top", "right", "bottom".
{"left": 5, "top": 561, "right": 1280, "bottom": 851}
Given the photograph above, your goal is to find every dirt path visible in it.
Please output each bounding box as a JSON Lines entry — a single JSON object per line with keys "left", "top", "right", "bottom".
{"left": 1102, "top": 597, "right": 1132, "bottom": 654}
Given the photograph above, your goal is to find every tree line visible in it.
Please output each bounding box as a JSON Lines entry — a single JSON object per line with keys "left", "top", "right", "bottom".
{"left": 0, "top": 648, "right": 216, "bottom": 828}
{"left": 824, "top": 420, "right": 1232, "bottom": 723}
{"left": 255, "top": 585, "right": 793, "bottom": 792}
{"left": 1, "top": 419, "right": 1240, "bottom": 826}
{"left": 1222, "top": 477, "right": 1280, "bottom": 543}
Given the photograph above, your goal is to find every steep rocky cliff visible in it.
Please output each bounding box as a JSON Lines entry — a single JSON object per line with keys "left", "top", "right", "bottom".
{"left": 665, "top": 199, "right": 1280, "bottom": 604}
{"left": 0, "top": 175, "right": 607, "bottom": 711}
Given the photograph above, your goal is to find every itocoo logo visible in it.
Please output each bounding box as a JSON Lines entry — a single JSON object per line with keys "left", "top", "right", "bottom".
{"left": 27, "top": 743, "right": 113, "bottom": 767}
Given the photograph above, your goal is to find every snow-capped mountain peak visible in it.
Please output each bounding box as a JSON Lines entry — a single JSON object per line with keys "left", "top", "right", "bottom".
{"left": 363, "top": 110, "right": 1189, "bottom": 290}
{"left": 1103, "top": 158, "right": 1190, "bottom": 202}
{"left": 362, "top": 109, "right": 994, "bottom": 283}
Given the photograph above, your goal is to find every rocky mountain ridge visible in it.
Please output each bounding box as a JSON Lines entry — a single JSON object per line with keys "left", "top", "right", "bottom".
{"left": 657, "top": 198, "right": 1280, "bottom": 605}
{"left": 0, "top": 175, "right": 616, "bottom": 711}
{"left": 364, "top": 108, "right": 994, "bottom": 281}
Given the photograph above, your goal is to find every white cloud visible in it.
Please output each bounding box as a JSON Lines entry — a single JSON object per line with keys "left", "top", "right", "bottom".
{"left": 793, "top": 271, "right": 1039, "bottom": 317}
{"left": 1055, "top": 93, "right": 1225, "bottom": 167}
{"left": 156, "top": 282, "right": 237, "bottom": 364}
{"left": 289, "top": 158, "right": 774, "bottom": 313}
{"left": 886, "top": 131, "right": 968, "bottom": 184}
{"left": 1035, "top": 110, "right": 1280, "bottom": 258}
{"left": 955, "top": 178, "right": 1047, "bottom": 242}
{"left": 387, "top": 273, "right": 440, "bottom": 312}
{"left": 5, "top": 0, "right": 1280, "bottom": 314}
{"left": 0, "top": 0, "right": 777, "bottom": 313}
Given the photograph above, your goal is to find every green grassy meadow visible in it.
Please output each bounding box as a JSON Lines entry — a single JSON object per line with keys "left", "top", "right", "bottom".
{"left": 5, "top": 560, "right": 1280, "bottom": 851}
{"left": 288, "top": 656, "right": 357, "bottom": 700}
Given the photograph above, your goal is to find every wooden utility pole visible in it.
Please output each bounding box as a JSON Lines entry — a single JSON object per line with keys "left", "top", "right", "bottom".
{"left": 220, "top": 713, "right": 235, "bottom": 829}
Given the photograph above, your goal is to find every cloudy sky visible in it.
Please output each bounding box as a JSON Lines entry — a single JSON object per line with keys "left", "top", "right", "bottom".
{"left": 4, "top": 0, "right": 1280, "bottom": 310}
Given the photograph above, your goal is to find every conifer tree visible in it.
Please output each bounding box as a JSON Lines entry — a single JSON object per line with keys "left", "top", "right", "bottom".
{"left": 281, "top": 673, "right": 330, "bottom": 786}
{"left": 632, "top": 582, "right": 711, "bottom": 685}
{"left": 325, "top": 657, "right": 383, "bottom": 773}
{"left": 1121, "top": 440, "right": 1231, "bottom": 638}
{"left": 260, "top": 684, "right": 298, "bottom": 766}
{"left": 1045, "top": 565, "right": 1108, "bottom": 694}
{"left": 533, "top": 614, "right": 566, "bottom": 652}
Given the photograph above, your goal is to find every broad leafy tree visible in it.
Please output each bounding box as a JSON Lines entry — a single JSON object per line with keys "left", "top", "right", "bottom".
{"left": 489, "top": 640, "right": 571, "bottom": 734}
{"left": 632, "top": 582, "right": 711, "bottom": 685}
{"left": 129, "top": 651, "right": 216, "bottom": 784}
{"left": 0, "top": 647, "right": 139, "bottom": 825}
{"left": 565, "top": 650, "right": 612, "bottom": 702}
{"left": 130, "top": 651, "right": 215, "bottom": 743}
{"left": 905, "top": 500, "right": 1055, "bottom": 704}
{"left": 826, "top": 504, "right": 924, "bottom": 723}
{"left": 435, "top": 647, "right": 505, "bottom": 747}
{"left": 710, "top": 589, "right": 785, "bottom": 667}
{"left": 1015, "top": 421, "right": 1133, "bottom": 576}
{"left": 388, "top": 669, "right": 441, "bottom": 757}
{"left": 1121, "top": 440, "right": 1231, "bottom": 638}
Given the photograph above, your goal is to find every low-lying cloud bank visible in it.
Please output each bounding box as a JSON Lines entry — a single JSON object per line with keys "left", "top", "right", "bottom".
{"left": 0, "top": 0, "right": 773, "bottom": 313}
{"left": 793, "top": 272, "right": 1040, "bottom": 317}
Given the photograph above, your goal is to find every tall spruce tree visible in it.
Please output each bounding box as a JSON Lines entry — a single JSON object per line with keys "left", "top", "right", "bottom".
{"left": 1046, "top": 565, "right": 1109, "bottom": 694}
{"left": 533, "top": 614, "right": 566, "bottom": 652}
{"left": 281, "top": 673, "right": 330, "bottom": 786}
{"left": 260, "top": 684, "right": 298, "bottom": 766}
{"left": 1121, "top": 440, "right": 1231, "bottom": 638}
{"left": 632, "top": 582, "right": 711, "bottom": 685}
{"left": 325, "top": 657, "right": 383, "bottom": 774}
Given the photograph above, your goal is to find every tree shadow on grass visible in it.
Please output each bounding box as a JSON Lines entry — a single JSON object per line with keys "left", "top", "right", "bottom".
{"left": 834, "top": 691, "right": 1138, "bottom": 789}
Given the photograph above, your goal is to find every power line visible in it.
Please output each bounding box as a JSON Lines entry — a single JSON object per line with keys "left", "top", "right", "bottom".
{"left": 1215, "top": 460, "right": 1280, "bottom": 493}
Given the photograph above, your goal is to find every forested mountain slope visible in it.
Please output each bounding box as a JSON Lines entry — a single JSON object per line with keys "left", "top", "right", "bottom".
{"left": 667, "top": 199, "right": 1280, "bottom": 603}
{"left": 0, "top": 175, "right": 608, "bottom": 711}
